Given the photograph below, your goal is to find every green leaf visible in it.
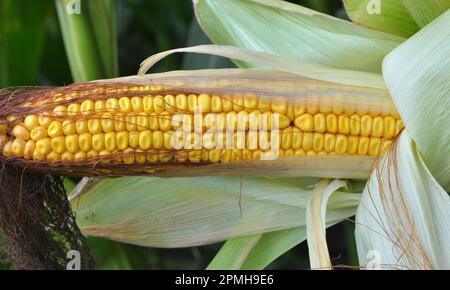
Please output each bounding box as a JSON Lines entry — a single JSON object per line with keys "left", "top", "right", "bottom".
{"left": 70, "top": 176, "right": 358, "bottom": 248}
{"left": 355, "top": 133, "right": 450, "bottom": 269}
{"left": 87, "top": 0, "right": 118, "bottom": 77}
{"left": 194, "top": 0, "right": 405, "bottom": 73}
{"left": 56, "top": 0, "right": 117, "bottom": 82}
{"left": 207, "top": 234, "right": 262, "bottom": 270}
{"left": 0, "top": 0, "right": 53, "bottom": 86}
{"left": 382, "top": 9, "right": 450, "bottom": 191}
{"left": 343, "top": 0, "right": 419, "bottom": 37}
{"left": 402, "top": 0, "right": 450, "bottom": 28}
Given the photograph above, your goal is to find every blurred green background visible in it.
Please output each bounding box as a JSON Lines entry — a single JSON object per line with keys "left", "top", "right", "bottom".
{"left": 0, "top": 0, "right": 357, "bottom": 269}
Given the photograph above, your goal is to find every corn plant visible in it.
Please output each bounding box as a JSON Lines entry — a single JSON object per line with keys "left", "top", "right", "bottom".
{"left": 0, "top": 0, "right": 448, "bottom": 270}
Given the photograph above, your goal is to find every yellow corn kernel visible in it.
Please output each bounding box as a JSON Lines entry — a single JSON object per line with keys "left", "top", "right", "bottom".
{"left": 119, "top": 97, "right": 132, "bottom": 113}
{"left": 79, "top": 133, "right": 92, "bottom": 152}
{"left": 159, "top": 112, "right": 172, "bottom": 132}
{"left": 271, "top": 98, "right": 287, "bottom": 115}
{"left": 54, "top": 105, "right": 67, "bottom": 117}
{"left": 324, "top": 133, "right": 336, "bottom": 153}
{"left": 335, "top": 134, "right": 348, "bottom": 154}
{"left": 135, "top": 150, "right": 146, "bottom": 163}
{"left": 146, "top": 152, "right": 158, "bottom": 162}
{"left": 46, "top": 151, "right": 61, "bottom": 162}
{"left": 68, "top": 103, "right": 81, "bottom": 116}
{"left": 294, "top": 114, "right": 313, "bottom": 132}
{"left": 137, "top": 113, "right": 149, "bottom": 131}
{"left": 99, "top": 150, "right": 112, "bottom": 163}
{"left": 294, "top": 148, "right": 306, "bottom": 156}
{"left": 302, "top": 132, "right": 313, "bottom": 151}
{"left": 187, "top": 94, "right": 197, "bottom": 112}
{"left": 383, "top": 116, "right": 396, "bottom": 139}
{"left": 88, "top": 119, "right": 102, "bottom": 134}
{"left": 313, "top": 113, "right": 326, "bottom": 133}
{"left": 307, "top": 150, "right": 317, "bottom": 156}
{"left": 306, "top": 98, "right": 319, "bottom": 114}
{"left": 61, "top": 151, "right": 74, "bottom": 162}
{"left": 222, "top": 96, "right": 233, "bottom": 112}
{"left": 209, "top": 149, "right": 222, "bottom": 163}
{"left": 99, "top": 113, "right": 114, "bottom": 133}
{"left": 326, "top": 114, "right": 337, "bottom": 133}
{"left": 148, "top": 113, "right": 159, "bottom": 130}
{"left": 123, "top": 148, "right": 135, "bottom": 164}
{"left": 114, "top": 113, "right": 126, "bottom": 132}
{"left": 152, "top": 131, "right": 163, "bottom": 149}
{"left": 360, "top": 115, "right": 372, "bottom": 136}
{"left": 358, "top": 137, "right": 370, "bottom": 155}
{"left": 143, "top": 96, "right": 154, "bottom": 113}
{"left": 38, "top": 115, "right": 53, "bottom": 127}
{"left": 13, "top": 124, "right": 30, "bottom": 140}
{"left": 294, "top": 101, "right": 306, "bottom": 117}
{"left": 2, "top": 140, "right": 13, "bottom": 157}
{"left": 347, "top": 136, "right": 359, "bottom": 154}
{"left": 106, "top": 98, "right": 119, "bottom": 112}
{"left": 291, "top": 127, "right": 302, "bottom": 150}
{"left": 105, "top": 132, "right": 117, "bottom": 151}
{"left": 23, "top": 140, "right": 36, "bottom": 159}
{"left": 62, "top": 120, "right": 76, "bottom": 135}
{"left": 12, "top": 139, "right": 26, "bottom": 156}
{"left": 129, "top": 131, "right": 139, "bottom": 148}
{"left": 368, "top": 137, "right": 381, "bottom": 156}
{"left": 92, "top": 133, "right": 105, "bottom": 151}
{"left": 137, "top": 130, "right": 151, "bottom": 150}
{"left": 76, "top": 119, "right": 88, "bottom": 134}
{"left": 65, "top": 135, "right": 79, "bottom": 153}
{"left": 164, "top": 95, "right": 176, "bottom": 113}
{"left": 24, "top": 115, "right": 39, "bottom": 130}
{"left": 131, "top": 97, "right": 143, "bottom": 113}
{"left": 48, "top": 121, "right": 63, "bottom": 137}
{"left": 372, "top": 116, "right": 384, "bottom": 138}
{"left": 338, "top": 115, "right": 350, "bottom": 135}
{"left": 163, "top": 131, "right": 174, "bottom": 149}
{"left": 281, "top": 127, "right": 292, "bottom": 150}
{"left": 51, "top": 136, "right": 66, "bottom": 154}
{"left": 95, "top": 100, "right": 106, "bottom": 112}
{"left": 35, "top": 138, "right": 52, "bottom": 157}
{"left": 126, "top": 115, "right": 137, "bottom": 131}
{"left": 233, "top": 95, "right": 244, "bottom": 111}
{"left": 80, "top": 100, "right": 94, "bottom": 115}
{"left": 175, "top": 94, "right": 187, "bottom": 112}
{"left": 211, "top": 95, "right": 223, "bottom": 113}
{"left": 153, "top": 95, "right": 165, "bottom": 113}
{"left": 87, "top": 150, "right": 99, "bottom": 159}
{"left": 349, "top": 115, "right": 361, "bottom": 136}
{"left": 74, "top": 151, "right": 87, "bottom": 160}
{"left": 30, "top": 126, "right": 48, "bottom": 141}
{"left": 313, "top": 133, "right": 324, "bottom": 152}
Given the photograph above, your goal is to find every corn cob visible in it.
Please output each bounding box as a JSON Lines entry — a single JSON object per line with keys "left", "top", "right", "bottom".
{"left": 0, "top": 69, "right": 403, "bottom": 179}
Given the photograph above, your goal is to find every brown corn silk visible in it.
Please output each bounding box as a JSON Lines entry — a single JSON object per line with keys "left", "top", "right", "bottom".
{"left": 0, "top": 69, "right": 403, "bottom": 179}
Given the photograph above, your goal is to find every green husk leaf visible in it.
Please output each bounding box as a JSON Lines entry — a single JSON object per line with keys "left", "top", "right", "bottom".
{"left": 343, "top": 0, "right": 419, "bottom": 37}
{"left": 355, "top": 132, "right": 450, "bottom": 269}
{"left": 138, "top": 45, "right": 387, "bottom": 89}
{"left": 194, "top": 0, "right": 405, "bottom": 73}
{"left": 70, "top": 176, "right": 359, "bottom": 248}
{"left": 306, "top": 179, "right": 348, "bottom": 269}
{"left": 207, "top": 235, "right": 262, "bottom": 270}
{"left": 402, "top": 0, "right": 450, "bottom": 27}
{"left": 382, "top": 9, "right": 450, "bottom": 190}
